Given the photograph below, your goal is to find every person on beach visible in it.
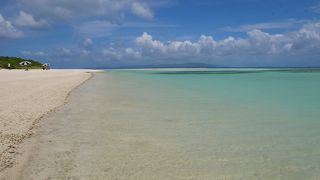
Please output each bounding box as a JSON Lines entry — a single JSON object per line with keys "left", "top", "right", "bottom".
{"left": 7, "top": 63, "right": 11, "bottom": 70}
{"left": 42, "top": 63, "right": 50, "bottom": 70}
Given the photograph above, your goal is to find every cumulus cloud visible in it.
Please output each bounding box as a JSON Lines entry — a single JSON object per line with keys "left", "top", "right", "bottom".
{"left": 133, "top": 22, "right": 320, "bottom": 59}
{"left": 0, "top": 14, "right": 23, "bottom": 39}
{"left": 125, "top": 48, "right": 142, "bottom": 58}
{"left": 80, "top": 22, "right": 320, "bottom": 62}
{"left": 16, "top": 21, "right": 320, "bottom": 66}
{"left": 135, "top": 32, "right": 165, "bottom": 53}
{"left": 13, "top": 11, "right": 49, "bottom": 28}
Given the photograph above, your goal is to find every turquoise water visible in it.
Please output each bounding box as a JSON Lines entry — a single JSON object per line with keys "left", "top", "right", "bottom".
{"left": 24, "top": 68, "right": 320, "bottom": 179}
{"left": 100, "top": 68, "right": 320, "bottom": 179}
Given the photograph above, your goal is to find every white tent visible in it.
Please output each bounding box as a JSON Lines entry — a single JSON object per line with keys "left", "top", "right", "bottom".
{"left": 19, "top": 61, "right": 32, "bottom": 66}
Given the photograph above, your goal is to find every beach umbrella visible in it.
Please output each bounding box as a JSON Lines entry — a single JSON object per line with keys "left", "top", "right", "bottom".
{"left": 19, "top": 61, "right": 32, "bottom": 66}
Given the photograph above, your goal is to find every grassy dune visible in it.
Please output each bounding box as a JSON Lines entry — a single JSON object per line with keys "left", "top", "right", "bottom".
{"left": 0, "top": 56, "right": 42, "bottom": 69}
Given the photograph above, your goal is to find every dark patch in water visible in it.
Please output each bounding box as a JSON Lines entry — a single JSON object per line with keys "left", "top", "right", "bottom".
{"left": 153, "top": 69, "right": 320, "bottom": 75}
{"left": 156, "top": 70, "right": 262, "bottom": 75}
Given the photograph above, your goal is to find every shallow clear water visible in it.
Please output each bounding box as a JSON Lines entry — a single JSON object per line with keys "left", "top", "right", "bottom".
{"left": 99, "top": 68, "right": 320, "bottom": 179}
{"left": 22, "top": 68, "right": 320, "bottom": 179}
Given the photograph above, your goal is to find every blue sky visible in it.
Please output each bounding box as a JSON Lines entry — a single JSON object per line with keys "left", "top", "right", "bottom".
{"left": 1, "top": 0, "right": 320, "bottom": 68}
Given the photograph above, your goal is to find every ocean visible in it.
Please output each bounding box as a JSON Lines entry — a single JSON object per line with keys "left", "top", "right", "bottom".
{"left": 23, "top": 68, "right": 320, "bottom": 179}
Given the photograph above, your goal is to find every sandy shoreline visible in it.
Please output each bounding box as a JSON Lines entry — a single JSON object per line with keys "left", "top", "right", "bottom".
{"left": 0, "top": 69, "right": 98, "bottom": 170}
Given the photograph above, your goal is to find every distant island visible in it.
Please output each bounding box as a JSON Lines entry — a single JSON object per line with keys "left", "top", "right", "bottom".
{"left": 0, "top": 56, "right": 42, "bottom": 69}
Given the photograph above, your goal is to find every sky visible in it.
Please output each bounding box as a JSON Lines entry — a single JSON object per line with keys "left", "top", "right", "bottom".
{"left": 1, "top": 0, "right": 320, "bottom": 68}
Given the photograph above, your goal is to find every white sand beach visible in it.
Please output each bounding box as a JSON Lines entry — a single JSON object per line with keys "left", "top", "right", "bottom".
{"left": 0, "top": 69, "right": 96, "bottom": 170}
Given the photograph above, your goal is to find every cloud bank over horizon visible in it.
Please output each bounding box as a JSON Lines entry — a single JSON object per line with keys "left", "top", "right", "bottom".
{"left": 97, "top": 22, "right": 320, "bottom": 67}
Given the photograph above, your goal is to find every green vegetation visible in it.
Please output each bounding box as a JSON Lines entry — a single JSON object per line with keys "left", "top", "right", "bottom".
{"left": 0, "top": 56, "right": 42, "bottom": 69}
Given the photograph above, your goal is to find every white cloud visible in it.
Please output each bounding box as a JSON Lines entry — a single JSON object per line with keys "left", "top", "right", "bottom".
{"left": 53, "top": 7, "right": 73, "bottom": 19}
{"left": 222, "top": 19, "right": 305, "bottom": 32}
{"left": 18, "top": 0, "right": 155, "bottom": 22}
{"left": 59, "top": 48, "right": 73, "bottom": 56}
{"left": 83, "top": 38, "right": 93, "bottom": 47}
{"left": 77, "top": 20, "right": 175, "bottom": 38}
{"left": 135, "top": 32, "right": 165, "bottom": 53}
{"left": 125, "top": 48, "right": 141, "bottom": 58}
{"left": 17, "top": 21, "right": 320, "bottom": 65}
{"left": 78, "top": 38, "right": 93, "bottom": 56}
{"left": 132, "top": 22, "right": 320, "bottom": 59}
{"left": 21, "top": 50, "right": 47, "bottom": 56}
{"left": 34, "top": 51, "right": 47, "bottom": 56}
{"left": 101, "top": 48, "right": 123, "bottom": 60}
{"left": 81, "top": 49, "right": 91, "bottom": 56}
{"left": 13, "top": 11, "right": 48, "bottom": 28}
{"left": 77, "top": 21, "right": 117, "bottom": 37}
{"left": 290, "top": 22, "right": 320, "bottom": 52}
{"left": 101, "top": 47, "right": 141, "bottom": 60}
{"left": 309, "top": 4, "right": 320, "bottom": 14}
{"left": 21, "top": 50, "right": 32, "bottom": 55}
{"left": 131, "top": 2, "right": 154, "bottom": 19}
{"left": 298, "top": 22, "right": 320, "bottom": 40}
{"left": 0, "top": 14, "right": 23, "bottom": 39}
